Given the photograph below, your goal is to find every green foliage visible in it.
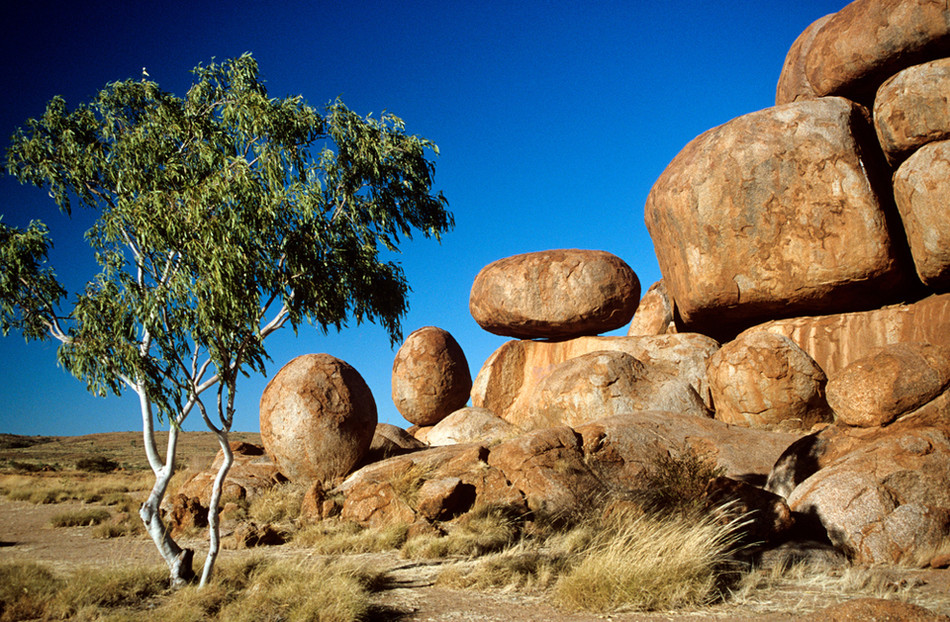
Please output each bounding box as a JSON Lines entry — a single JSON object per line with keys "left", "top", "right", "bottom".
{"left": 2, "top": 53, "right": 452, "bottom": 427}
{"left": 76, "top": 456, "right": 119, "bottom": 472}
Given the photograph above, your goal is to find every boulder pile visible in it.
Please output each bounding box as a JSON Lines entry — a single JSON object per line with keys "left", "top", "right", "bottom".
{"left": 170, "top": 0, "right": 950, "bottom": 569}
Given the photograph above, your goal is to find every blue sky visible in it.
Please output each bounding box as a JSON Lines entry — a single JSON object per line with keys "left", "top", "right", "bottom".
{"left": 0, "top": 1, "right": 849, "bottom": 436}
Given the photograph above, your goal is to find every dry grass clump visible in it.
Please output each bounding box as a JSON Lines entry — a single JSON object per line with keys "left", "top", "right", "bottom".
{"left": 0, "top": 561, "right": 64, "bottom": 621}
{"left": 0, "top": 471, "right": 150, "bottom": 506}
{"left": 553, "top": 508, "right": 745, "bottom": 612}
{"left": 49, "top": 507, "right": 112, "bottom": 527}
{"left": 247, "top": 482, "right": 306, "bottom": 524}
{"left": 402, "top": 505, "right": 521, "bottom": 559}
{"left": 632, "top": 442, "right": 726, "bottom": 516}
{"left": 294, "top": 518, "right": 409, "bottom": 554}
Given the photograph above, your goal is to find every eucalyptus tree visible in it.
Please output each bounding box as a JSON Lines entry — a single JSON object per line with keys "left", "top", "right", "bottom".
{"left": 1, "top": 54, "right": 452, "bottom": 586}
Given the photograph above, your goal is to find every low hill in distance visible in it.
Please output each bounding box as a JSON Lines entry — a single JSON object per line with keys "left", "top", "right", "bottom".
{"left": 0, "top": 431, "right": 261, "bottom": 471}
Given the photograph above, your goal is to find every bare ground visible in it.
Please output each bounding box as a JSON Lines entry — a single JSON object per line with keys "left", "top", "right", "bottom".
{"left": 1, "top": 433, "right": 949, "bottom": 621}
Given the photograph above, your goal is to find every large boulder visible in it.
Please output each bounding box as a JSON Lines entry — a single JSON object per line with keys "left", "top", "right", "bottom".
{"left": 826, "top": 343, "right": 950, "bottom": 428}
{"left": 576, "top": 411, "right": 803, "bottom": 487}
{"left": 804, "top": 0, "right": 950, "bottom": 103}
{"left": 785, "top": 421, "right": 950, "bottom": 565}
{"left": 893, "top": 140, "right": 950, "bottom": 289}
{"left": 775, "top": 14, "right": 834, "bottom": 105}
{"left": 739, "top": 293, "right": 950, "bottom": 378}
{"left": 391, "top": 326, "right": 472, "bottom": 426}
{"left": 260, "top": 354, "right": 377, "bottom": 484}
{"left": 707, "top": 331, "right": 833, "bottom": 430}
{"left": 426, "top": 407, "right": 518, "bottom": 446}
{"left": 471, "top": 334, "right": 720, "bottom": 426}
{"left": 522, "top": 350, "right": 708, "bottom": 431}
{"left": 874, "top": 58, "right": 950, "bottom": 166}
{"left": 644, "top": 97, "right": 906, "bottom": 340}
{"left": 469, "top": 249, "right": 640, "bottom": 340}
{"left": 360, "top": 422, "right": 426, "bottom": 466}
{"left": 626, "top": 279, "right": 676, "bottom": 336}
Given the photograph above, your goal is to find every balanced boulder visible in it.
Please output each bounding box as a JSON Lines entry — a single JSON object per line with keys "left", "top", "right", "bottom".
{"left": 260, "top": 354, "right": 377, "bottom": 484}
{"left": 391, "top": 326, "right": 472, "bottom": 426}
{"left": 645, "top": 97, "right": 905, "bottom": 339}
{"left": 707, "top": 331, "right": 833, "bottom": 430}
{"left": 775, "top": 14, "right": 834, "bottom": 105}
{"left": 469, "top": 249, "right": 639, "bottom": 339}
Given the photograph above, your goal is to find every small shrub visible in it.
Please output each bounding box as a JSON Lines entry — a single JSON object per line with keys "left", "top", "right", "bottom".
{"left": 295, "top": 519, "right": 408, "bottom": 554}
{"left": 50, "top": 508, "right": 112, "bottom": 527}
{"left": 633, "top": 443, "right": 725, "bottom": 517}
{"left": 76, "top": 456, "right": 119, "bottom": 473}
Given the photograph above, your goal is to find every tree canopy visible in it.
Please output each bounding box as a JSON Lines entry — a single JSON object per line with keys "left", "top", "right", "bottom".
{"left": 1, "top": 53, "right": 452, "bottom": 585}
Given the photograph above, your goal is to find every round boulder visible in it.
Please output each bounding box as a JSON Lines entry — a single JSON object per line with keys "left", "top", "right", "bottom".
{"left": 826, "top": 342, "right": 950, "bottom": 427}
{"left": 426, "top": 407, "right": 518, "bottom": 446}
{"left": 260, "top": 354, "right": 377, "bottom": 484}
{"left": 708, "top": 331, "right": 833, "bottom": 430}
{"left": 875, "top": 58, "right": 950, "bottom": 166}
{"left": 469, "top": 249, "right": 640, "bottom": 340}
{"left": 391, "top": 326, "right": 472, "bottom": 426}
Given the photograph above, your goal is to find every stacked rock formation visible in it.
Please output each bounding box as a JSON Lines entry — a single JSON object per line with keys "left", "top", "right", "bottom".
{"left": 226, "top": 0, "right": 950, "bottom": 569}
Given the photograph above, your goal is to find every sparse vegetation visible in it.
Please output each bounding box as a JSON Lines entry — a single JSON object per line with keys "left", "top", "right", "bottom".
{"left": 50, "top": 508, "right": 112, "bottom": 527}
{"left": 402, "top": 504, "right": 522, "bottom": 559}
{"left": 632, "top": 442, "right": 726, "bottom": 517}
{"left": 75, "top": 456, "right": 119, "bottom": 473}
{"left": 247, "top": 482, "right": 306, "bottom": 525}
{"left": 294, "top": 519, "right": 409, "bottom": 554}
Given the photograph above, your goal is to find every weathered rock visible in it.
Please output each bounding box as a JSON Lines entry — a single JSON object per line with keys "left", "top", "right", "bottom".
{"left": 335, "top": 444, "right": 526, "bottom": 524}
{"left": 361, "top": 423, "right": 426, "bottom": 466}
{"left": 472, "top": 334, "right": 720, "bottom": 426}
{"left": 875, "top": 59, "right": 950, "bottom": 166}
{"left": 804, "top": 0, "right": 950, "bottom": 103}
{"left": 575, "top": 412, "right": 803, "bottom": 487}
{"left": 893, "top": 140, "right": 950, "bottom": 289}
{"left": 260, "top": 354, "right": 377, "bottom": 484}
{"left": 645, "top": 97, "right": 905, "bottom": 339}
{"left": 406, "top": 424, "right": 433, "bottom": 445}
{"left": 172, "top": 442, "right": 287, "bottom": 508}
{"left": 487, "top": 426, "right": 606, "bottom": 519}
{"left": 415, "top": 477, "right": 468, "bottom": 521}
{"left": 827, "top": 343, "right": 950, "bottom": 427}
{"left": 227, "top": 522, "right": 286, "bottom": 548}
{"left": 707, "top": 331, "right": 833, "bottom": 430}
{"left": 166, "top": 493, "right": 208, "bottom": 539}
{"left": 391, "top": 326, "right": 472, "bottom": 426}
{"left": 775, "top": 14, "right": 834, "bottom": 105}
{"left": 426, "top": 407, "right": 518, "bottom": 446}
{"left": 775, "top": 416, "right": 950, "bottom": 565}
{"left": 522, "top": 350, "right": 708, "bottom": 431}
{"left": 626, "top": 279, "right": 676, "bottom": 336}
{"left": 701, "top": 476, "right": 794, "bottom": 544}
{"left": 804, "top": 597, "right": 950, "bottom": 622}
{"left": 740, "top": 293, "right": 950, "bottom": 378}
{"left": 469, "top": 249, "right": 640, "bottom": 339}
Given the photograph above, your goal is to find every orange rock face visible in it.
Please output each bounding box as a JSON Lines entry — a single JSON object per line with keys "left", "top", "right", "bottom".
{"left": 645, "top": 97, "right": 907, "bottom": 339}
{"left": 875, "top": 58, "right": 950, "bottom": 166}
{"left": 391, "top": 326, "right": 472, "bottom": 426}
{"left": 741, "top": 294, "right": 950, "bottom": 379}
{"left": 469, "top": 249, "right": 640, "bottom": 339}
{"left": 626, "top": 279, "right": 676, "bottom": 337}
{"left": 893, "top": 140, "right": 950, "bottom": 289}
{"left": 707, "top": 332, "right": 833, "bottom": 430}
{"left": 774, "top": 13, "right": 833, "bottom": 105}
{"left": 259, "top": 354, "right": 377, "bottom": 484}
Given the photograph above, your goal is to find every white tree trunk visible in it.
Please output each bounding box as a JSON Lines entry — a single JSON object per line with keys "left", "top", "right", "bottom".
{"left": 199, "top": 430, "right": 233, "bottom": 587}
{"left": 138, "top": 389, "right": 194, "bottom": 587}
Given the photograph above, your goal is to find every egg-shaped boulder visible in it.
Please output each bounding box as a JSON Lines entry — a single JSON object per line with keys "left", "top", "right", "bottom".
{"left": 260, "top": 354, "right": 377, "bottom": 484}
{"left": 391, "top": 326, "right": 472, "bottom": 426}
{"left": 469, "top": 249, "right": 640, "bottom": 339}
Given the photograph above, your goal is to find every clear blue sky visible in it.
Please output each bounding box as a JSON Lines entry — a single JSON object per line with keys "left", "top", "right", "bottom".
{"left": 0, "top": 1, "right": 848, "bottom": 436}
